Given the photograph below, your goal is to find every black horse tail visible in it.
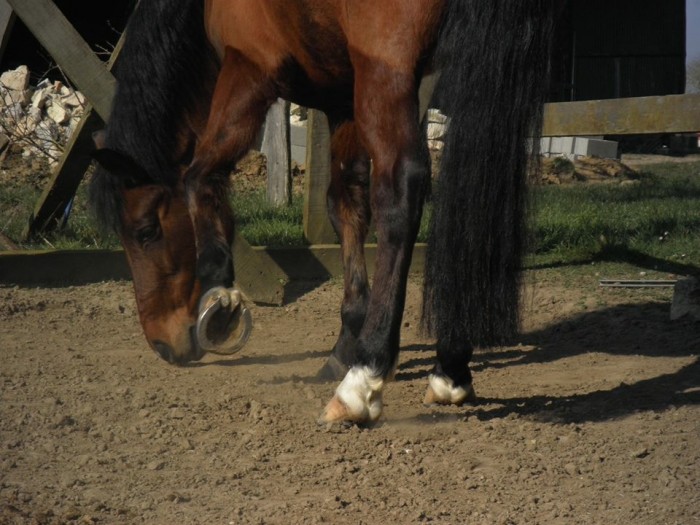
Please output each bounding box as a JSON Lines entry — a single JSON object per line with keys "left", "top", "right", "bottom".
{"left": 423, "top": 1, "right": 556, "bottom": 350}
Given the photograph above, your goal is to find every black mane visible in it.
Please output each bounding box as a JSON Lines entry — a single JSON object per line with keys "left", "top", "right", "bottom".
{"left": 89, "top": 0, "right": 218, "bottom": 232}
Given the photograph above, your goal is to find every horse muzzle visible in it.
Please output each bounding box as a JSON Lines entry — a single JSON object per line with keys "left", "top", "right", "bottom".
{"left": 195, "top": 286, "right": 253, "bottom": 355}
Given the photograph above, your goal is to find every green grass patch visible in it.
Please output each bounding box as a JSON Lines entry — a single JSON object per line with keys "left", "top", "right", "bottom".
{"left": 0, "top": 181, "right": 119, "bottom": 250}
{"left": 232, "top": 191, "right": 306, "bottom": 247}
{"left": 529, "top": 162, "right": 700, "bottom": 268}
{"left": 2, "top": 160, "right": 699, "bottom": 273}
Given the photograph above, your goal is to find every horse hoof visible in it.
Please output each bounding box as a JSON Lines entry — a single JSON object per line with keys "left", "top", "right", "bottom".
{"left": 318, "top": 367, "right": 384, "bottom": 425}
{"left": 423, "top": 374, "right": 476, "bottom": 406}
{"left": 315, "top": 355, "right": 350, "bottom": 382}
{"left": 318, "top": 395, "right": 354, "bottom": 424}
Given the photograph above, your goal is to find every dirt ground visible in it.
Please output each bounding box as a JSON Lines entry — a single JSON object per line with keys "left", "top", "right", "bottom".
{"left": 1, "top": 270, "right": 699, "bottom": 525}
{"left": 1, "top": 151, "right": 699, "bottom": 524}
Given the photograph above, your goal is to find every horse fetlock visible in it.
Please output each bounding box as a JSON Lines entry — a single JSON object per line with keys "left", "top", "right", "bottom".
{"left": 315, "top": 354, "right": 350, "bottom": 382}
{"left": 423, "top": 374, "right": 476, "bottom": 406}
{"left": 319, "top": 367, "right": 384, "bottom": 424}
{"left": 196, "top": 286, "right": 252, "bottom": 354}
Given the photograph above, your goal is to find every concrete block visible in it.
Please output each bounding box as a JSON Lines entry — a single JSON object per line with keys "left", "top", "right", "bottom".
{"left": 583, "top": 138, "right": 618, "bottom": 159}
{"left": 541, "top": 136, "right": 618, "bottom": 160}
{"left": 290, "top": 123, "right": 307, "bottom": 164}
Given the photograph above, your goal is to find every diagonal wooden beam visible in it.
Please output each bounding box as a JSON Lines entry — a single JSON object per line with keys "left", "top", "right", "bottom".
{"left": 23, "top": 105, "right": 105, "bottom": 238}
{"left": 23, "top": 33, "right": 124, "bottom": 239}
{"left": 0, "top": 0, "right": 16, "bottom": 62}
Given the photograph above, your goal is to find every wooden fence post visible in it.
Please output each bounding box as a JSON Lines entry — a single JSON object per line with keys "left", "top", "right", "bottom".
{"left": 261, "top": 98, "right": 291, "bottom": 207}
{"left": 303, "top": 109, "right": 336, "bottom": 244}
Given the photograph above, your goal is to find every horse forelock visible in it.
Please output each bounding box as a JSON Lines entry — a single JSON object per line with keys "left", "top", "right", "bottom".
{"left": 89, "top": 165, "right": 125, "bottom": 234}
{"left": 90, "top": 0, "right": 218, "bottom": 231}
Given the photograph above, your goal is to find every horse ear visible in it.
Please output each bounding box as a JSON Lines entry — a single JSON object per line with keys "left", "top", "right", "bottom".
{"left": 91, "top": 148, "right": 149, "bottom": 188}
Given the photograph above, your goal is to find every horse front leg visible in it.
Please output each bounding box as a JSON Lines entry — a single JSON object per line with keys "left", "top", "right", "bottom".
{"left": 320, "top": 68, "right": 429, "bottom": 424}
{"left": 184, "top": 47, "right": 273, "bottom": 354}
{"left": 317, "top": 121, "right": 372, "bottom": 381}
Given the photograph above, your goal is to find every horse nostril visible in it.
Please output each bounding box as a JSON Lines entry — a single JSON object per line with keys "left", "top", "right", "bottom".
{"left": 152, "top": 341, "right": 175, "bottom": 364}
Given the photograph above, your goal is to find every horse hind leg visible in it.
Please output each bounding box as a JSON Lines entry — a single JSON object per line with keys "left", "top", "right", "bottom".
{"left": 423, "top": 345, "right": 477, "bottom": 406}
{"left": 316, "top": 121, "right": 372, "bottom": 381}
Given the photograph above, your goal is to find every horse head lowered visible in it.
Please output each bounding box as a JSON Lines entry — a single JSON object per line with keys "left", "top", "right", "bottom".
{"left": 91, "top": 144, "right": 251, "bottom": 365}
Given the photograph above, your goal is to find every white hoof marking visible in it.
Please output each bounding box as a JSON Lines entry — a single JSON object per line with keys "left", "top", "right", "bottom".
{"left": 334, "top": 366, "right": 384, "bottom": 422}
{"left": 425, "top": 374, "right": 473, "bottom": 406}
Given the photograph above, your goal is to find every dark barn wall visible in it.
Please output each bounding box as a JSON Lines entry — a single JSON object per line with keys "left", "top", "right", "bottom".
{"left": 568, "top": 0, "right": 686, "bottom": 101}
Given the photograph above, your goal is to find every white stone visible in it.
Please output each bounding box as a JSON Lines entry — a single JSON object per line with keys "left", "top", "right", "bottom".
{"left": 31, "top": 87, "right": 50, "bottom": 110}
{"left": 2, "top": 102, "right": 24, "bottom": 121}
{"left": 427, "top": 108, "right": 447, "bottom": 124}
{"left": 47, "top": 103, "right": 70, "bottom": 125}
{"left": 26, "top": 106, "right": 42, "bottom": 127}
{"left": 2, "top": 88, "right": 30, "bottom": 107}
{"left": 35, "top": 119, "right": 60, "bottom": 141}
{"left": 427, "top": 121, "right": 446, "bottom": 140}
{"left": 428, "top": 139, "right": 444, "bottom": 151}
{"left": 0, "top": 65, "right": 30, "bottom": 92}
{"left": 32, "top": 88, "right": 51, "bottom": 109}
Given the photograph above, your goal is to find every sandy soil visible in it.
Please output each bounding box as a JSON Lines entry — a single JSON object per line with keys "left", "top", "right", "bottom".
{"left": 1, "top": 271, "right": 699, "bottom": 525}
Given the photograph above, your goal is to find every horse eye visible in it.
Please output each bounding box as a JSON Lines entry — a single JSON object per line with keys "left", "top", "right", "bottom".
{"left": 135, "top": 224, "right": 161, "bottom": 246}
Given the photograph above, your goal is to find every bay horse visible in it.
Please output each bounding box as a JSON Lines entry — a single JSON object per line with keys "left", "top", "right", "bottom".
{"left": 90, "top": 0, "right": 556, "bottom": 425}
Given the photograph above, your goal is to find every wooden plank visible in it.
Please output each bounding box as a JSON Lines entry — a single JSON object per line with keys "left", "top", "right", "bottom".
{"left": 418, "top": 71, "right": 439, "bottom": 122}
{"left": 0, "top": 0, "right": 15, "bottom": 61}
{"left": 0, "top": 240, "right": 287, "bottom": 304}
{"left": 232, "top": 231, "right": 286, "bottom": 305}
{"left": 23, "top": 106, "right": 104, "bottom": 238}
{"left": 23, "top": 33, "right": 125, "bottom": 239}
{"left": 303, "top": 109, "right": 336, "bottom": 244}
{"left": 262, "top": 243, "right": 427, "bottom": 281}
{"left": 6, "top": 0, "right": 115, "bottom": 120}
{"left": 543, "top": 94, "right": 700, "bottom": 136}
{"left": 261, "top": 98, "right": 291, "bottom": 207}
{"left": 0, "top": 244, "right": 428, "bottom": 287}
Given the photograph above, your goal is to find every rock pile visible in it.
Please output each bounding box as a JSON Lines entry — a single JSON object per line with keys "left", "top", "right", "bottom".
{"left": 0, "top": 65, "right": 86, "bottom": 165}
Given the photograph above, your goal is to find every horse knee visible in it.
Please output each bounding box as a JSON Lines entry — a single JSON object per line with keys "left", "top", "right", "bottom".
{"left": 371, "top": 154, "right": 429, "bottom": 234}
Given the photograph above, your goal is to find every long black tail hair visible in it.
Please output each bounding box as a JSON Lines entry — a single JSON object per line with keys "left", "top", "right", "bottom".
{"left": 423, "top": 1, "right": 556, "bottom": 349}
